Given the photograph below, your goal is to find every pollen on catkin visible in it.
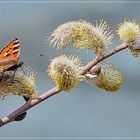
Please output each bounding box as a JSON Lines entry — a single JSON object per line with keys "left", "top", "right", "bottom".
{"left": 86, "top": 62, "right": 124, "bottom": 92}
{"left": 0, "top": 67, "right": 37, "bottom": 100}
{"left": 49, "top": 19, "right": 113, "bottom": 54}
{"left": 117, "top": 20, "right": 140, "bottom": 57}
{"left": 48, "top": 55, "right": 85, "bottom": 91}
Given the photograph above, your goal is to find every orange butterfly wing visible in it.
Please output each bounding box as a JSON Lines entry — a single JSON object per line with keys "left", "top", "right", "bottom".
{"left": 0, "top": 38, "right": 20, "bottom": 71}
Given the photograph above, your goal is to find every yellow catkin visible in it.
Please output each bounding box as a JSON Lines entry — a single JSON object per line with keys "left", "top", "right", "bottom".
{"left": 49, "top": 20, "right": 113, "bottom": 54}
{"left": 48, "top": 55, "right": 84, "bottom": 91}
{"left": 117, "top": 20, "right": 140, "bottom": 57}
{"left": 86, "top": 62, "right": 124, "bottom": 92}
{"left": 0, "top": 67, "right": 37, "bottom": 100}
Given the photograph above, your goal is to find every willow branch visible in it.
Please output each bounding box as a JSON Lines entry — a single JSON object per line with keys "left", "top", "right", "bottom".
{"left": 0, "top": 42, "right": 128, "bottom": 127}
{"left": 0, "top": 87, "right": 61, "bottom": 127}
{"left": 82, "top": 42, "right": 128, "bottom": 72}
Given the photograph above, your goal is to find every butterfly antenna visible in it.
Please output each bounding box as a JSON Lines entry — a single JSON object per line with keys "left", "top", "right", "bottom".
{"left": 23, "top": 53, "right": 44, "bottom": 63}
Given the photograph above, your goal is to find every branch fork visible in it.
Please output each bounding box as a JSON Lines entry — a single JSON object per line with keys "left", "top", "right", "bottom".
{"left": 0, "top": 42, "right": 128, "bottom": 127}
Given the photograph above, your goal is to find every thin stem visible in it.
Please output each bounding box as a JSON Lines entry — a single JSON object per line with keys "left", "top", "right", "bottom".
{"left": 0, "top": 87, "right": 61, "bottom": 127}
{"left": 82, "top": 42, "right": 128, "bottom": 72}
{"left": 0, "top": 42, "right": 128, "bottom": 127}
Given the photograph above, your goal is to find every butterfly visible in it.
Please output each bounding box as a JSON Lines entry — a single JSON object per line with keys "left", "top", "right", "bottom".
{"left": 0, "top": 38, "right": 23, "bottom": 73}
{"left": 0, "top": 38, "right": 29, "bottom": 103}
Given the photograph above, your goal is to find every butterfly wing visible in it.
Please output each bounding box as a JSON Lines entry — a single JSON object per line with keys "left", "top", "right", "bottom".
{"left": 0, "top": 38, "right": 20, "bottom": 71}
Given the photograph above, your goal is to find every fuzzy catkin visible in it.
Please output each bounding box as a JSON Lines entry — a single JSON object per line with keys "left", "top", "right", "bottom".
{"left": 49, "top": 20, "right": 113, "bottom": 54}
{"left": 86, "top": 62, "right": 124, "bottom": 92}
{"left": 48, "top": 55, "right": 85, "bottom": 91}
{"left": 0, "top": 67, "right": 37, "bottom": 100}
{"left": 117, "top": 20, "right": 140, "bottom": 57}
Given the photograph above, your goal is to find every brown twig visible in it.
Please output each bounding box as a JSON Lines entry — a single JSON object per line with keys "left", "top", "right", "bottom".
{"left": 82, "top": 42, "right": 128, "bottom": 72}
{"left": 0, "top": 87, "right": 61, "bottom": 127}
{"left": 0, "top": 42, "right": 128, "bottom": 127}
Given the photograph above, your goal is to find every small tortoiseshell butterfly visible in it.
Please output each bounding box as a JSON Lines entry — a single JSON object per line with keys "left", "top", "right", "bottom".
{"left": 0, "top": 38, "right": 23, "bottom": 72}
{"left": 0, "top": 38, "right": 28, "bottom": 104}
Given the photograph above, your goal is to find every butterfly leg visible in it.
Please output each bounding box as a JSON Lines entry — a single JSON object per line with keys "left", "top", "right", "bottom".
{"left": 0, "top": 71, "right": 5, "bottom": 84}
{"left": 13, "top": 70, "right": 16, "bottom": 77}
{"left": 11, "top": 70, "right": 17, "bottom": 83}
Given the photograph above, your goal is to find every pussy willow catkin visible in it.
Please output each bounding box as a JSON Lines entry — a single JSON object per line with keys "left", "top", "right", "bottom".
{"left": 49, "top": 19, "right": 113, "bottom": 54}
{"left": 86, "top": 62, "right": 124, "bottom": 92}
{"left": 48, "top": 55, "right": 85, "bottom": 91}
{"left": 117, "top": 20, "right": 140, "bottom": 57}
{"left": 0, "top": 67, "right": 37, "bottom": 99}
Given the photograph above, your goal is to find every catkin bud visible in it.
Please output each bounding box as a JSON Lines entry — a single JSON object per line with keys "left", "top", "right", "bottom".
{"left": 48, "top": 55, "right": 85, "bottom": 91}
{"left": 0, "top": 67, "right": 37, "bottom": 100}
{"left": 86, "top": 62, "right": 124, "bottom": 92}
{"left": 48, "top": 20, "right": 113, "bottom": 54}
{"left": 117, "top": 20, "right": 140, "bottom": 57}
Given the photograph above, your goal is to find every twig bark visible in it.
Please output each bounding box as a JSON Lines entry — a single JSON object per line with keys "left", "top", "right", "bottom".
{"left": 0, "top": 42, "right": 128, "bottom": 127}
{"left": 82, "top": 42, "right": 128, "bottom": 72}
{"left": 0, "top": 87, "right": 61, "bottom": 127}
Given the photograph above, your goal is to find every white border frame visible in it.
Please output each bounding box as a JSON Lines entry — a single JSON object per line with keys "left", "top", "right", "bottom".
{"left": 0, "top": 0, "right": 140, "bottom": 139}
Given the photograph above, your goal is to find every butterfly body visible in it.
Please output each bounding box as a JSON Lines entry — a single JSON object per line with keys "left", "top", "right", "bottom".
{"left": 5, "top": 61, "right": 24, "bottom": 71}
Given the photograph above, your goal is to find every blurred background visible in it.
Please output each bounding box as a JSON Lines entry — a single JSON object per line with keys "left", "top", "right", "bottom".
{"left": 0, "top": 0, "right": 140, "bottom": 138}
